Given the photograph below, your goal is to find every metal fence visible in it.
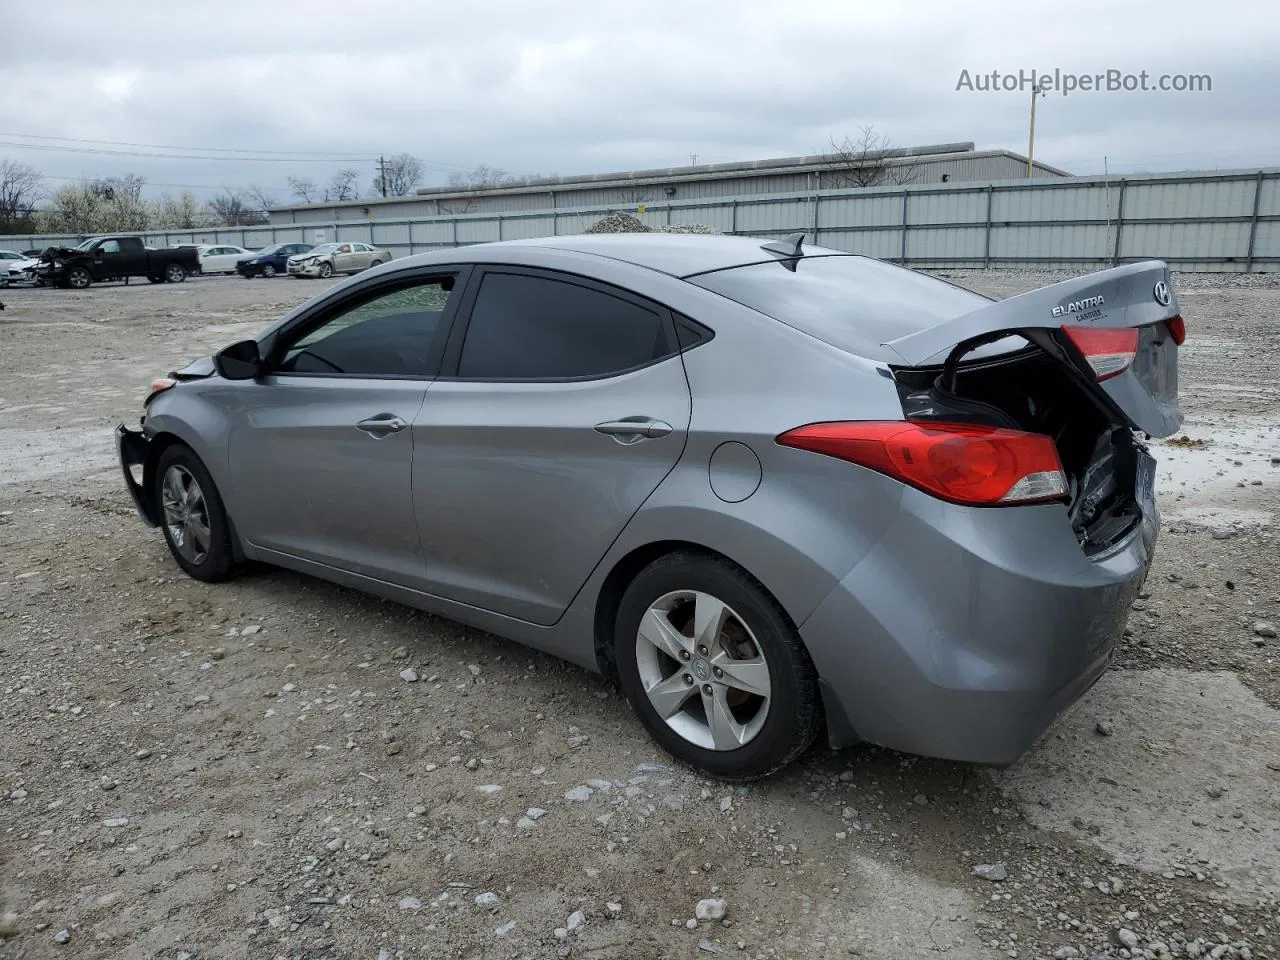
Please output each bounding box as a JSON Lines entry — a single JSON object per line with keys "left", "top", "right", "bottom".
{"left": 5, "top": 167, "right": 1278, "bottom": 273}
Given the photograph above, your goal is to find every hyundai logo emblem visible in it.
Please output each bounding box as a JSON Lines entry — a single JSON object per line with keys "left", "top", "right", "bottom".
{"left": 1153, "top": 280, "right": 1171, "bottom": 307}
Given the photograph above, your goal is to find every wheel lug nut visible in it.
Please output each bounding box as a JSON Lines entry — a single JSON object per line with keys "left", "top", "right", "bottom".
{"left": 713, "top": 667, "right": 723, "bottom": 678}
{"left": 680, "top": 650, "right": 691, "bottom": 661}
{"left": 698, "top": 645, "right": 708, "bottom": 656}
{"left": 702, "top": 684, "right": 713, "bottom": 696}
{"left": 683, "top": 675, "right": 693, "bottom": 685}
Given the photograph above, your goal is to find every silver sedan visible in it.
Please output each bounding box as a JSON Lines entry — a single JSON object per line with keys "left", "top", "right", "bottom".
{"left": 286, "top": 241, "right": 392, "bottom": 279}
{"left": 115, "top": 233, "right": 1184, "bottom": 779}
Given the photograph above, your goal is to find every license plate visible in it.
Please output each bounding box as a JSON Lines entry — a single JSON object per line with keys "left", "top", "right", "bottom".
{"left": 1135, "top": 447, "right": 1156, "bottom": 514}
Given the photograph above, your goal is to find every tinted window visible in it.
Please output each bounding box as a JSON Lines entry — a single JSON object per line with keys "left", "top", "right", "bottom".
{"left": 276, "top": 277, "right": 456, "bottom": 377}
{"left": 457, "top": 272, "right": 672, "bottom": 380}
{"left": 688, "top": 255, "right": 992, "bottom": 361}
{"left": 100, "top": 239, "right": 121, "bottom": 254}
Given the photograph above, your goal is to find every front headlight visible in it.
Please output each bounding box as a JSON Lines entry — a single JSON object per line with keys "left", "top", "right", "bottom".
{"left": 143, "top": 377, "right": 177, "bottom": 407}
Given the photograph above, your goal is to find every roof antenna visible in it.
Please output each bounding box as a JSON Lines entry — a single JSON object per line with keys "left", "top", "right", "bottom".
{"left": 761, "top": 232, "right": 806, "bottom": 259}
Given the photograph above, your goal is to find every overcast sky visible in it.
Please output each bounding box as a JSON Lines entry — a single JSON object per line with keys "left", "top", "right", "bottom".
{"left": 1, "top": 0, "right": 1276, "bottom": 205}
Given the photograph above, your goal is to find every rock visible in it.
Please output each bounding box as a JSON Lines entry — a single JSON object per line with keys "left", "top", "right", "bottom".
{"left": 1211, "top": 528, "right": 1235, "bottom": 540}
{"left": 398, "top": 897, "right": 422, "bottom": 910}
{"left": 9, "top": 788, "right": 27, "bottom": 800}
{"left": 567, "top": 909, "right": 586, "bottom": 932}
{"left": 517, "top": 817, "right": 538, "bottom": 830}
{"left": 634, "top": 763, "right": 668, "bottom": 774}
{"left": 134, "top": 749, "right": 151, "bottom": 760}
{"left": 526, "top": 807, "right": 548, "bottom": 820}
{"left": 495, "top": 921, "right": 517, "bottom": 937}
{"left": 399, "top": 668, "right": 419, "bottom": 683}
{"left": 696, "top": 898, "right": 727, "bottom": 921}
{"left": 476, "top": 784, "right": 502, "bottom": 795}
{"left": 698, "top": 939, "right": 723, "bottom": 953}
{"left": 1095, "top": 718, "right": 1115, "bottom": 736}
{"left": 685, "top": 918, "right": 699, "bottom": 930}
{"left": 467, "top": 663, "right": 481, "bottom": 677}
{"left": 1253, "top": 622, "right": 1277, "bottom": 639}
{"left": 53, "top": 929, "right": 70, "bottom": 944}
{"left": 564, "top": 786, "right": 592, "bottom": 802}
{"left": 385, "top": 743, "right": 402, "bottom": 756}
{"left": 378, "top": 951, "right": 394, "bottom": 960}
{"left": 465, "top": 758, "right": 479, "bottom": 770}
{"left": 719, "top": 797, "right": 733, "bottom": 812}
{"left": 1053, "top": 948, "right": 1080, "bottom": 959}
{"left": 1117, "top": 929, "right": 1140, "bottom": 949}
{"left": 972, "top": 863, "right": 1008, "bottom": 881}
{"left": 912, "top": 793, "right": 928, "bottom": 805}
{"left": 241, "top": 624, "right": 261, "bottom": 636}
{"left": 326, "top": 837, "right": 345, "bottom": 852}
{"left": 842, "top": 806, "right": 858, "bottom": 820}
{"left": 567, "top": 735, "right": 590, "bottom": 748}
{"left": 606, "top": 901, "right": 622, "bottom": 917}
{"left": 475, "top": 892, "right": 500, "bottom": 906}
{"left": 102, "top": 817, "right": 129, "bottom": 828}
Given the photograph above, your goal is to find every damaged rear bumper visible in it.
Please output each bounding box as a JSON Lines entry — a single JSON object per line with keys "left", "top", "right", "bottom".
{"left": 116, "top": 423, "right": 159, "bottom": 527}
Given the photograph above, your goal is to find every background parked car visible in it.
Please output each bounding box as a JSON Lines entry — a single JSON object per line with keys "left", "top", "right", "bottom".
{"left": 196, "top": 244, "right": 253, "bottom": 274}
{"left": 286, "top": 242, "right": 391, "bottom": 279}
{"left": 0, "top": 250, "right": 24, "bottom": 286}
{"left": 237, "top": 243, "right": 314, "bottom": 278}
{"left": 4, "top": 253, "right": 43, "bottom": 286}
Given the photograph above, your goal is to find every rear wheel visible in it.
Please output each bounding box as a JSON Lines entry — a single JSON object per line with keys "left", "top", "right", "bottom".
{"left": 262, "top": 263, "right": 276, "bottom": 278}
{"left": 613, "top": 552, "right": 821, "bottom": 781}
{"left": 67, "top": 266, "right": 92, "bottom": 289}
{"left": 154, "top": 444, "right": 237, "bottom": 582}
{"left": 165, "top": 263, "right": 188, "bottom": 283}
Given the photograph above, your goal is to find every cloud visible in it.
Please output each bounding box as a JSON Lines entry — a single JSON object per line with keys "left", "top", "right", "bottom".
{"left": 0, "top": 0, "right": 1274, "bottom": 200}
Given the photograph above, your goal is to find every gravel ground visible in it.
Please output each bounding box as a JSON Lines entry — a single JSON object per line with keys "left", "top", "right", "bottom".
{"left": 1, "top": 267, "right": 1278, "bottom": 960}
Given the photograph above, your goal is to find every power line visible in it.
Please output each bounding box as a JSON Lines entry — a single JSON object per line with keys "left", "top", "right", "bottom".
{"left": 0, "top": 131, "right": 373, "bottom": 160}
{"left": 0, "top": 140, "right": 376, "bottom": 163}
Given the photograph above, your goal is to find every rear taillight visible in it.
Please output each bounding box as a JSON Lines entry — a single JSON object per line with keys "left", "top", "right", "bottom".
{"left": 1166, "top": 315, "right": 1186, "bottom": 345}
{"left": 777, "top": 421, "right": 1068, "bottom": 506}
{"left": 1060, "top": 326, "right": 1139, "bottom": 381}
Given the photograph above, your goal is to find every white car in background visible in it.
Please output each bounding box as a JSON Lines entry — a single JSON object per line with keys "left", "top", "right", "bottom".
{"left": 196, "top": 244, "right": 253, "bottom": 274}
{"left": 0, "top": 249, "right": 25, "bottom": 286}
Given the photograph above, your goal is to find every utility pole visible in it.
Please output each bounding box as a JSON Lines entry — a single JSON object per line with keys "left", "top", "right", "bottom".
{"left": 378, "top": 156, "right": 387, "bottom": 197}
{"left": 1026, "top": 79, "right": 1048, "bottom": 177}
{"left": 689, "top": 153, "right": 698, "bottom": 166}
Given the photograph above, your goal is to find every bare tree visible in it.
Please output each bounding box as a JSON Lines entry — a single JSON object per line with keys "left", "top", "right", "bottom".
{"left": 327, "top": 168, "right": 360, "bottom": 202}
{"left": 246, "top": 184, "right": 277, "bottom": 213}
{"left": 92, "top": 173, "right": 147, "bottom": 204}
{"left": 154, "top": 191, "right": 217, "bottom": 230}
{"left": 615, "top": 188, "right": 653, "bottom": 205}
{"left": 208, "top": 189, "right": 268, "bottom": 226}
{"left": 41, "top": 180, "right": 149, "bottom": 233}
{"left": 288, "top": 176, "right": 319, "bottom": 204}
{"left": 0, "top": 159, "right": 44, "bottom": 233}
{"left": 825, "top": 126, "right": 920, "bottom": 187}
{"left": 440, "top": 165, "right": 527, "bottom": 213}
{"left": 377, "top": 154, "right": 424, "bottom": 197}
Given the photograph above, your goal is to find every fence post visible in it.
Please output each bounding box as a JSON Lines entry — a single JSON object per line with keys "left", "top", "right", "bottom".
{"left": 730, "top": 200, "right": 738, "bottom": 235}
{"left": 983, "top": 185, "right": 994, "bottom": 269}
{"left": 497, "top": 216, "right": 503, "bottom": 241}
{"left": 1245, "top": 170, "right": 1265, "bottom": 274}
{"left": 900, "top": 190, "right": 909, "bottom": 265}
{"left": 552, "top": 209, "right": 559, "bottom": 236}
{"left": 451, "top": 218, "right": 458, "bottom": 248}
{"left": 1112, "top": 179, "right": 1127, "bottom": 266}
{"left": 812, "top": 193, "right": 821, "bottom": 244}
{"left": 666, "top": 205, "right": 672, "bottom": 226}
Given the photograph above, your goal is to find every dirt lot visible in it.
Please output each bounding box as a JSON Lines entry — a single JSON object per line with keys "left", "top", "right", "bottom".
{"left": 1, "top": 268, "right": 1278, "bottom": 960}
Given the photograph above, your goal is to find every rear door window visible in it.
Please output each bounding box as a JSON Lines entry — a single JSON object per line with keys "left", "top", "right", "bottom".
{"left": 454, "top": 271, "right": 675, "bottom": 380}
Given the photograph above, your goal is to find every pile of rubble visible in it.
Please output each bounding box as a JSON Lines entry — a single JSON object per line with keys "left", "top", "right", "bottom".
{"left": 583, "top": 212, "right": 717, "bottom": 235}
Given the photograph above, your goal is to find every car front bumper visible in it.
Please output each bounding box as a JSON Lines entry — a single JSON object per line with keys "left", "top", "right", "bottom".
{"left": 287, "top": 262, "right": 324, "bottom": 277}
{"left": 116, "top": 423, "right": 160, "bottom": 527}
{"left": 801, "top": 489, "right": 1156, "bottom": 766}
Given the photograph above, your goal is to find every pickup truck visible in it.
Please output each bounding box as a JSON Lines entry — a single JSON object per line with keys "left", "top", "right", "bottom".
{"left": 37, "top": 236, "right": 199, "bottom": 289}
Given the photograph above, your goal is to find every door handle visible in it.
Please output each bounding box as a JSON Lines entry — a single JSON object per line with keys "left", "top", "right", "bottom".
{"left": 355, "top": 414, "right": 407, "bottom": 437}
{"left": 594, "top": 418, "right": 673, "bottom": 442}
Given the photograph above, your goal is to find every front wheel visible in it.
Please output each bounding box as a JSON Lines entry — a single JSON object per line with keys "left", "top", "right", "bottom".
{"left": 261, "top": 264, "right": 276, "bottom": 278}
{"left": 154, "top": 444, "right": 237, "bottom": 582}
{"left": 613, "top": 552, "right": 822, "bottom": 781}
{"left": 165, "top": 263, "right": 188, "bottom": 283}
{"left": 67, "top": 266, "right": 93, "bottom": 289}
{"left": 317, "top": 261, "right": 333, "bottom": 279}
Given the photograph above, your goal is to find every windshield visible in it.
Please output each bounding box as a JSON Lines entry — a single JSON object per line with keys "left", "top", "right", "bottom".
{"left": 75, "top": 238, "right": 99, "bottom": 251}
{"left": 258, "top": 244, "right": 284, "bottom": 255}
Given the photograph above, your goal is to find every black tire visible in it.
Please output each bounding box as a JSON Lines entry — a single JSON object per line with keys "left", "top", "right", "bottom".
{"left": 613, "top": 552, "right": 822, "bottom": 781}
{"left": 261, "top": 264, "right": 276, "bottom": 278}
{"left": 165, "top": 263, "right": 188, "bottom": 283}
{"left": 317, "top": 261, "right": 334, "bottom": 279}
{"left": 67, "top": 265, "right": 93, "bottom": 289}
{"left": 153, "top": 443, "right": 237, "bottom": 582}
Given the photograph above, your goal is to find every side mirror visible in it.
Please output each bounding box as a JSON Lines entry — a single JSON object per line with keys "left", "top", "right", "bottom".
{"left": 214, "top": 339, "right": 263, "bottom": 380}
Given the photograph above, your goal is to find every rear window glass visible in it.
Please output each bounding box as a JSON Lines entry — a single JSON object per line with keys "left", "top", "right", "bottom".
{"left": 687, "top": 255, "right": 992, "bottom": 359}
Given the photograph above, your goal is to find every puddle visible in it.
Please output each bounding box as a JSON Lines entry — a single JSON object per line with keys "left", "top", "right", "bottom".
{"left": 1154, "top": 417, "right": 1279, "bottom": 527}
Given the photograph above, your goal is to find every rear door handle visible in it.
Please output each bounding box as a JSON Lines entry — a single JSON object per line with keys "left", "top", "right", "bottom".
{"left": 356, "top": 414, "right": 408, "bottom": 437}
{"left": 594, "top": 418, "right": 673, "bottom": 442}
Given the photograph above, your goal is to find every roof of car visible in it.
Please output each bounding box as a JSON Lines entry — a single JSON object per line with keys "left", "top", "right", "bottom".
{"left": 471, "top": 233, "right": 849, "bottom": 279}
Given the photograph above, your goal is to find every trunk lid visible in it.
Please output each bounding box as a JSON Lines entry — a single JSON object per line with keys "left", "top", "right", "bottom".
{"left": 882, "top": 260, "right": 1182, "bottom": 438}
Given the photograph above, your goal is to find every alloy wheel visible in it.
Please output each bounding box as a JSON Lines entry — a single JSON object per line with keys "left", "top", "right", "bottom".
{"left": 635, "top": 590, "right": 772, "bottom": 751}
{"left": 161, "top": 465, "right": 212, "bottom": 565}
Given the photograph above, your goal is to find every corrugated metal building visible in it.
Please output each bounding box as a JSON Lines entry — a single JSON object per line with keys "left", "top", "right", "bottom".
{"left": 269, "top": 142, "right": 1069, "bottom": 224}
